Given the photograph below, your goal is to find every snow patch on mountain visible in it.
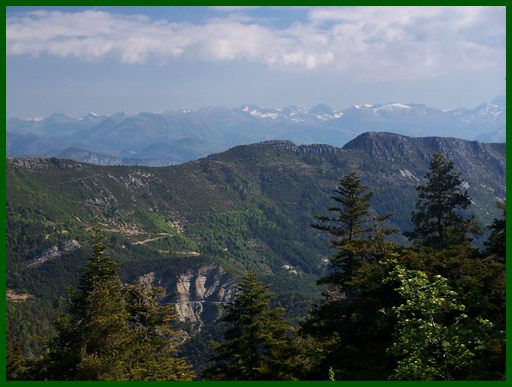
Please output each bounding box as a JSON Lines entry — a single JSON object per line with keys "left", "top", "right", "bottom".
{"left": 314, "top": 112, "right": 344, "bottom": 120}
{"left": 249, "top": 109, "right": 279, "bottom": 120}
{"left": 376, "top": 103, "right": 412, "bottom": 111}
{"left": 353, "top": 104, "right": 374, "bottom": 109}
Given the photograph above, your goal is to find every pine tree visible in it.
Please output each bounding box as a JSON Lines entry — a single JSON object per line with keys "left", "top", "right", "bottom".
{"left": 302, "top": 170, "right": 398, "bottom": 380}
{"left": 42, "top": 226, "right": 134, "bottom": 380}
{"left": 311, "top": 170, "right": 393, "bottom": 290}
{"left": 126, "top": 281, "right": 194, "bottom": 380}
{"left": 406, "top": 153, "right": 473, "bottom": 249}
{"left": 206, "top": 272, "right": 294, "bottom": 380}
{"left": 313, "top": 170, "right": 373, "bottom": 244}
{"left": 39, "top": 226, "right": 194, "bottom": 380}
{"left": 485, "top": 200, "right": 505, "bottom": 260}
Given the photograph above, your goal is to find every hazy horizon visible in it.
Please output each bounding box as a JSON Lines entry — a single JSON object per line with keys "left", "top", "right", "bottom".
{"left": 7, "top": 95, "right": 505, "bottom": 121}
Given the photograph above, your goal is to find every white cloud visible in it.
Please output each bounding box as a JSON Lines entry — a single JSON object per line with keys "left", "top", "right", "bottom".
{"left": 6, "top": 7, "right": 505, "bottom": 78}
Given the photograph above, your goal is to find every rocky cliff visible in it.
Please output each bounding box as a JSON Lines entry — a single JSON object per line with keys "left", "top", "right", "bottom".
{"left": 342, "top": 132, "right": 506, "bottom": 197}
{"left": 253, "top": 140, "right": 340, "bottom": 155}
{"left": 140, "top": 264, "right": 236, "bottom": 333}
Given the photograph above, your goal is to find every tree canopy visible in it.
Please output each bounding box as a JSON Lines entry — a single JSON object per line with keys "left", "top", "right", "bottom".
{"left": 207, "top": 272, "right": 294, "bottom": 380}
{"left": 37, "top": 227, "right": 193, "bottom": 381}
{"left": 406, "top": 153, "right": 474, "bottom": 248}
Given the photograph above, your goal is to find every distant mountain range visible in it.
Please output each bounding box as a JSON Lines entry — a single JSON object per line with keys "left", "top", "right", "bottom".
{"left": 7, "top": 96, "right": 505, "bottom": 166}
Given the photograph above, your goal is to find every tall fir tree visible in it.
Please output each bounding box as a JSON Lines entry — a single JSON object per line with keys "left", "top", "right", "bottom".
{"left": 126, "top": 280, "right": 194, "bottom": 380}
{"left": 401, "top": 154, "right": 504, "bottom": 379}
{"left": 39, "top": 226, "right": 193, "bottom": 381}
{"left": 206, "top": 272, "right": 294, "bottom": 380}
{"left": 41, "top": 226, "right": 135, "bottom": 380}
{"left": 302, "top": 170, "right": 398, "bottom": 380}
{"left": 406, "top": 153, "right": 473, "bottom": 249}
{"left": 311, "top": 170, "right": 393, "bottom": 289}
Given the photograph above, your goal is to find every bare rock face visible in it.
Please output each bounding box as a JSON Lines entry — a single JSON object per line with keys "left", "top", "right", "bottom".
{"left": 254, "top": 140, "right": 298, "bottom": 151}
{"left": 138, "top": 272, "right": 156, "bottom": 291}
{"left": 296, "top": 144, "right": 339, "bottom": 154}
{"left": 26, "top": 239, "right": 80, "bottom": 268}
{"left": 6, "top": 288, "right": 31, "bottom": 302}
{"left": 253, "top": 140, "right": 340, "bottom": 155}
{"left": 165, "top": 264, "right": 236, "bottom": 332}
{"left": 9, "top": 157, "right": 84, "bottom": 171}
{"left": 136, "top": 265, "right": 235, "bottom": 334}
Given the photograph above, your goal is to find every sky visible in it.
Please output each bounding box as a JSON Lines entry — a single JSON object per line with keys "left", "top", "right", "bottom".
{"left": 6, "top": 6, "right": 506, "bottom": 118}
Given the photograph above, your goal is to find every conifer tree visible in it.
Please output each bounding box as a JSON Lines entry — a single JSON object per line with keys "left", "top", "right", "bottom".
{"left": 40, "top": 226, "right": 193, "bottom": 381}
{"left": 406, "top": 153, "right": 473, "bottom": 249}
{"left": 302, "top": 170, "right": 398, "bottom": 380}
{"left": 206, "top": 272, "right": 294, "bottom": 380}
{"left": 126, "top": 281, "right": 194, "bottom": 380}
{"left": 313, "top": 170, "right": 373, "bottom": 243}
{"left": 311, "top": 170, "right": 393, "bottom": 290}
{"left": 42, "top": 226, "right": 134, "bottom": 380}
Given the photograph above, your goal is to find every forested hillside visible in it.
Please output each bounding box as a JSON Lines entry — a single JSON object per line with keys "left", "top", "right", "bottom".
{"left": 6, "top": 132, "right": 505, "bottom": 378}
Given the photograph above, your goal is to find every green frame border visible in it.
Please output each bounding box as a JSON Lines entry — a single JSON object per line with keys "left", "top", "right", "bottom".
{"left": 506, "top": 3, "right": 510, "bottom": 385}
{"left": 2, "top": 2, "right": 509, "bottom": 385}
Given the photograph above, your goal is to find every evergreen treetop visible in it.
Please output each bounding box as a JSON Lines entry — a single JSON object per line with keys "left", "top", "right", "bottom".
{"left": 406, "top": 152, "right": 473, "bottom": 249}
{"left": 312, "top": 170, "right": 373, "bottom": 244}
{"left": 42, "top": 226, "right": 133, "bottom": 380}
{"left": 126, "top": 282, "right": 194, "bottom": 381}
{"left": 38, "top": 226, "right": 193, "bottom": 381}
{"left": 312, "top": 169, "right": 395, "bottom": 290}
{"left": 207, "top": 272, "right": 294, "bottom": 381}
{"left": 302, "top": 169, "right": 398, "bottom": 380}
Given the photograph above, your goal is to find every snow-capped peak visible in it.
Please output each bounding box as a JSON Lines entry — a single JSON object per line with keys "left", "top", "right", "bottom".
{"left": 475, "top": 103, "right": 503, "bottom": 118}
{"left": 376, "top": 103, "right": 411, "bottom": 111}
{"left": 77, "top": 112, "right": 101, "bottom": 121}
{"left": 249, "top": 109, "right": 279, "bottom": 120}
{"left": 240, "top": 105, "right": 281, "bottom": 120}
{"left": 353, "top": 104, "right": 373, "bottom": 109}
{"left": 314, "top": 111, "right": 344, "bottom": 121}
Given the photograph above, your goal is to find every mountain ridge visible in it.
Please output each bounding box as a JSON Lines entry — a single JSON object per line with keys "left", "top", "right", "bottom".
{"left": 7, "top": 97, "right": 505, "bottom": 166}
{"left": 10, "top": 132, "right": 505, "bottom": 182}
